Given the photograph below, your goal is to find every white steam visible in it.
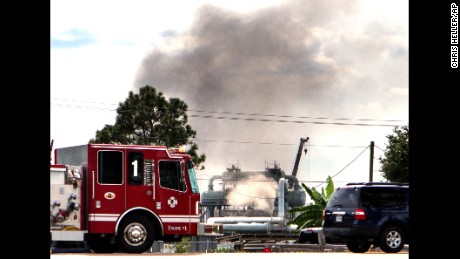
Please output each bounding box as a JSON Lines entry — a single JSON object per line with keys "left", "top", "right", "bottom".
{"left": 225, "top": 174, "right": 278, "bottom": 212}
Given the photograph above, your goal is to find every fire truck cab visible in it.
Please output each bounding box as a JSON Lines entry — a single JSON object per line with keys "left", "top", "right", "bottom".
{"left": 50, "top": 143, "right": 214, "bottom": 253}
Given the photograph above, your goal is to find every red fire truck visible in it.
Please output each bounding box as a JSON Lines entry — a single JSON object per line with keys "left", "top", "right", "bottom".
{"left": 50, "top": 143, "right": 221, "bottom": 253}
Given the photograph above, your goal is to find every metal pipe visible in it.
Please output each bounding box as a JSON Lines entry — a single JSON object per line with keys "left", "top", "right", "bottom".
{"left": 207, "top": 216, "right": 284, "bottom": 224}
{"left": 221, "top": 223, "right": 299, "bottom": 234}
{"left": 278, "top": 178, "right": 286, "bottom": 220}
{"left": 207, "top": 175, "right": 222, "bottom": 191}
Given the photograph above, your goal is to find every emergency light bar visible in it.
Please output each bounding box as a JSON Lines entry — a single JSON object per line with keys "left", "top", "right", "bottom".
{"left": 168, "top": 145, "right": 187, "bottom": 154}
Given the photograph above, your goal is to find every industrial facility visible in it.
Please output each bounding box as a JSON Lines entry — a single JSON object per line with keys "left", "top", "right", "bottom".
{"left": 200, "top": 137, "right": 310, "bottom": 241}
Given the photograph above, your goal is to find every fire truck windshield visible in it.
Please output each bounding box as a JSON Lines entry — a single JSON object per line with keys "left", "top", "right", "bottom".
{"left": 186, "top": 161, "right": 199, "bottom": 193}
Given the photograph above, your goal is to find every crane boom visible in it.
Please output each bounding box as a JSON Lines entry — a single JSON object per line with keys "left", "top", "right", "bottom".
{"left": 291, "top": 137, "right": 309, "bottom": 177}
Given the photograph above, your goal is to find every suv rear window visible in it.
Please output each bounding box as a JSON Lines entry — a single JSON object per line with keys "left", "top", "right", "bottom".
{"left": 360, "top": 187, "right": 405, "bottom": 208}
{"left": 328, "top": 187, "right": 360, "bottom": 207}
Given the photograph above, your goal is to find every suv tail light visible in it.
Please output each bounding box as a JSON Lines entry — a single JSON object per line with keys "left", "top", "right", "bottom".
{"left": 354, "top": 208, "right": 366, "bottom": 220}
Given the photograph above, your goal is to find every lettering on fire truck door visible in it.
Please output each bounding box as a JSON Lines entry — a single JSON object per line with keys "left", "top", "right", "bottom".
{"left": 158, "top": 160, "right": 194, "bottom": 235}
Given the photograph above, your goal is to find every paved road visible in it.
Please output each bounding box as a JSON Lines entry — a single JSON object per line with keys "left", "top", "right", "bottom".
{"left": 51, "top": 251, "right": 409, "bottom": 259}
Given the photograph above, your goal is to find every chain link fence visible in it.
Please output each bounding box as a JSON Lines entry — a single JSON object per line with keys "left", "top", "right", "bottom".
{"left": 147, "top": 236, "right": 235, "bottom": 253}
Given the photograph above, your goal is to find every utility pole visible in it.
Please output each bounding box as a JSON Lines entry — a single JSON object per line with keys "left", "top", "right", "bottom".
{"left": 369, "top": 141, "right": 374, "bottom": 182}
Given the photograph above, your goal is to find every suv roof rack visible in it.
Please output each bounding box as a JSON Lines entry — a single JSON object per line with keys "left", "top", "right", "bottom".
{"left": 346, "top": 182, "right": 409, "bottom": 186}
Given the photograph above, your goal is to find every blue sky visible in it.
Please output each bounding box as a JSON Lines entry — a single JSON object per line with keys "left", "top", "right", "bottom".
{"left": 51, "top": 0, "right": 408, "bottom": 194}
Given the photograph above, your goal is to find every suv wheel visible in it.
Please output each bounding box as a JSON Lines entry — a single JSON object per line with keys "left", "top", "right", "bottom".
{"left": 345, "top": 240, "right": 371, "bottom": 253}
{"left": 379, "top": 226, "right": 405, "bottom": 253}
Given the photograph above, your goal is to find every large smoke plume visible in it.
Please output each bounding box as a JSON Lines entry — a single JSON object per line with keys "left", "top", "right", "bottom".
{"left": 134, "top": 0, "right": 408, "bottom": 185}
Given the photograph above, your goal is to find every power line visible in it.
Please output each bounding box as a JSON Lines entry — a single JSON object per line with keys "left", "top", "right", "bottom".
{"left": 314, "top": 145, "right": 370, "bottom": 189}
{"left": 193, "top": 138, "right": 368, "bottom": 148}
{"left": 375, "top": 145, "right": 386, "bottom": 152}
{"left": 52, "top": 98, "right": 117, "bottom": 106}
{"left": 188, "top": 109, "right": 406, "bottom": 123}
{"left": 51, "top": 98, "right": 407, "bottom": 127}
{"left": 51, "top": 102, "right": 115, "bottom": 111}
{"left": 188, "top": 114, "right": 402, "bottom": 127}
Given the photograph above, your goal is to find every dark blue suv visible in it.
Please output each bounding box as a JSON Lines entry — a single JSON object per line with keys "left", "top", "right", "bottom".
{"left": 322, "top": 182, "right": 409, "bottom": 253}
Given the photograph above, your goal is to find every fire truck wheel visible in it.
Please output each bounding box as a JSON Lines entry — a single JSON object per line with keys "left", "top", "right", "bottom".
{"left": 117, "top": 214, "right": 155, "bottom": 253}
{"left": 86, "top": 234, "right": 118, "bottom": 253}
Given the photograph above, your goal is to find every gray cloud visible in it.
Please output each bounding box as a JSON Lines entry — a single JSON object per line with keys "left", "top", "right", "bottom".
{"left": 134, "top": 0, "right": 408, "bottom": 183}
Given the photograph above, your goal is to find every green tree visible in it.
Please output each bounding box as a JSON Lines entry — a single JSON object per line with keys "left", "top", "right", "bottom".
{"left": 90, "top": 85, "right": 206, "bottom": 169}
{"left": 379, "top": 125, "right": 409, "bottom": 182}
{"left": 287, "top": 176, "right": 334, "bottom": 229}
